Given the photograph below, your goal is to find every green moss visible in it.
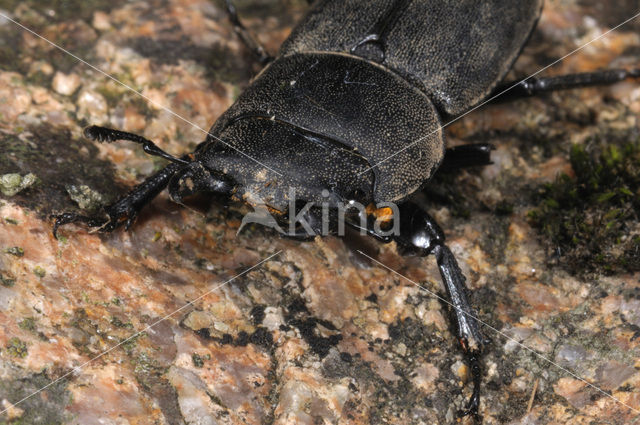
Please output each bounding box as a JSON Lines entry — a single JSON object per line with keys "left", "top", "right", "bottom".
{"left": 0, "top": 271, "right": 16, "bottom": 287}
{"left": 6, "top": 337, "right": 28, "bottom": 358}
{"left": 0, "top": 173, "right": 38, "bottom": 197}
{"left": 5, "top": 246, "right": 24, "bottom": 257}
{"left": 94, "top": 84, "right": 127, "bottom": 109}
{"left": 133, "top": 351, "right": 155, "bottom": 375}
{"left": 120, "top": 335, "right": 139, "bottom": 355}
{"left": 110, "top": 316, "right": 133, "bottom": 329}
{"left": 18, "top": 317, "right": 37, "bottom": 333}
{"left": 65, "top": 184, "right": 104, "bottom": 212}
{"left": 33, "top": 266, "right": 46, "bottom": 278}
{"left": 192, "top": 353, "right": 205, "bottom": 368}
{"left": 529, "top": 138, "right": 640, "bottom": 275}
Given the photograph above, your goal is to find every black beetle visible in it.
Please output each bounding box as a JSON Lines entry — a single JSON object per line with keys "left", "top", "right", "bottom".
{"left": 52, "top": 0, "right": 640, "bottom": 418}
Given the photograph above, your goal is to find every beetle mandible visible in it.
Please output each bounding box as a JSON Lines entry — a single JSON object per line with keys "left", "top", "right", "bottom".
{"left": 51, "top": 0, "right": 640, "bottom": 418}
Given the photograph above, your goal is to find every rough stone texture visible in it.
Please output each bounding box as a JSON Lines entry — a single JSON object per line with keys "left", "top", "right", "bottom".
{"left": 0, "top": 1, "right": 639, "bottom": 424}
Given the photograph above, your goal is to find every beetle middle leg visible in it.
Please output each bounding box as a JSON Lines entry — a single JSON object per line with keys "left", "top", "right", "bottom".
{"left": 439, "top": 143, "right": 494, "bottom": 172}
{"left": 354, "top": 201, "right": 485, "bottom": 418}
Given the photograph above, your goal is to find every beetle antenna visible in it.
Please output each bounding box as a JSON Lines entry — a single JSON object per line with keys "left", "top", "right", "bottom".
{"left": 84, "top": 125, "right": 190, "bottom": 165}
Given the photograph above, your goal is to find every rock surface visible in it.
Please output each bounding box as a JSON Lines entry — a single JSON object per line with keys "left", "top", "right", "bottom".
{"left": 0, "top": 0, "right": 639, "bottom": 424}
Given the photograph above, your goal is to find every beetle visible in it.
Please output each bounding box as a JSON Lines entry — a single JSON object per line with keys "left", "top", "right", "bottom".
{"left": 51, "top": 0, "right": 640, "bottom": 419}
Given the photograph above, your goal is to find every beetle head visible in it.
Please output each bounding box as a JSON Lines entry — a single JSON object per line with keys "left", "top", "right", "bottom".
{"left": 168, "top": 161, "right": 235, "bottom": 204}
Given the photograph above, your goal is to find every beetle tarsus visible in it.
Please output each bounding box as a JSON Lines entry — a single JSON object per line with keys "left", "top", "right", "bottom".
{"left": 459, "top": 347, "right": 483, "bottom": 421}
{"left": 433, "top": 243, "right": 485, "bottom": 416}
{"left": 51, "top": 212, "right": 108, "bottom": 239}
{"left": 51, "top": 198, "right": 139, "bottom": 238}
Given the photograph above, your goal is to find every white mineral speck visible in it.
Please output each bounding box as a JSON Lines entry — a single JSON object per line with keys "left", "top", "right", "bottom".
{"left": 52, "top": 72, "right": 81, "bottom": 96}
{"left": 167, "top": 367, "right": 225, "bottom": 425}
{"left": 76, "top": 89, "right": 108, "bottom": 124}
{"left": 92, "top": 11, "right": 111, "bottom": 30}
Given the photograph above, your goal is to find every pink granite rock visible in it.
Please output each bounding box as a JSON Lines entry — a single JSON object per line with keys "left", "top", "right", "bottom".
{"left": 0, "top": 1, "right": 639, "bottom": 424}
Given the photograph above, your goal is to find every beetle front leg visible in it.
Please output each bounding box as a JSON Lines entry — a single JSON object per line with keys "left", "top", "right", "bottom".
{"left": 432, "top": 243, "right": 484, "bottom": 418}
{"left": 52, "top": 162, "right": 183, "bottom": 238}
{"left": 384, "top": 202, "right": 485, "bottom": 418}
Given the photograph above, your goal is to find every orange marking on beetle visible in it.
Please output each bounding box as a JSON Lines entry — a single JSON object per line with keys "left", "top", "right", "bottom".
{"left": 366, "top": 204, "right": 394, "bottom": 224}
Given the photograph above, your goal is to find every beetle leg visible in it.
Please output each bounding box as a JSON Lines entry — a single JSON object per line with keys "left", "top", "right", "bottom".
{"left": 51, "top": 212, "right": 108, "bottom": 236}
{"left": 433, "top": 243, "right": 484, "bottom": 419}
{"left": 491, "top": 68, "right": 640, "bottom": 101}
{"left": 224, "top": 0, "right": 273, "bottom": 65}
{"left": 51, "top": 162, "right": 183, "bottom": 238}
{"left": 439, "top": 143, "right": 494, "bottom": 172}
{"left": 83, "top": 126, "right": 189, "bottom": 165}
{"left": 278, "top": 205, "right": 327, "bottom": 240}
{"left": 361, "top": 201, "right": 485, "bottom": 418}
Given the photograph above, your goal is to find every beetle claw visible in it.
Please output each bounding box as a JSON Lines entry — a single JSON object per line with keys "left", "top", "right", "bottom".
{"left": 123, "top": 215, "right": 137, "bottom": 231}
{"left": 459, "top": 386, "right": 481, "bottom": 417}
{"left": 51, "top": 196, "right": 142, "bottom": 237}
{"left": 459, "top": 407, "right": 482, "bottom": 424}
{"left": 51, "top": 212, "right": 108, "bottom": 239}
